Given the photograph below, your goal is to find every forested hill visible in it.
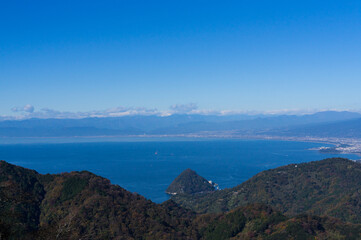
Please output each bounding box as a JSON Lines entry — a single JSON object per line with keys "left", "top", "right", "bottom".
{"left": 0, "top": 160, "right": 196, "bottom": 239}
{"left": 171, "top": 158, "right": 361, "bottom": 224}
{"left": 166, "top": 168, "right": 215, "bottom": 195}
{"left": 1, "top": 159, "right": 361, "bottom": 239}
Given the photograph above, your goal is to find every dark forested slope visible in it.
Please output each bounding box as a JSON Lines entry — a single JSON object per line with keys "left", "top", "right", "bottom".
{"left": 166, "top": 168, "right": 215, "bottom": 195}
{"left": 1, "top": 159, "right": 361, "bottom": 239}
{"left": 0, "top": 160, "right": 196, "bottom": 240}
{"left": 172, "top": 158, "right": 361, "bottom": 224}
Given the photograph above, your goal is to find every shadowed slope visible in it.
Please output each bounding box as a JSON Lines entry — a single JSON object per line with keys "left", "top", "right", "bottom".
{"left": 166, "top": 169, "right": 215, "bottom": 195}
{"left": 171, "top": 158, "right": 361, "bottom": 224}
{"left": 1, "top": 159, "right": 361, "bottom": 239}
{"left": 0, "top": 161, "right": 196, "bottom": 240}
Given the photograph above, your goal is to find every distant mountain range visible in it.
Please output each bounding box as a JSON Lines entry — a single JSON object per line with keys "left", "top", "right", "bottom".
{"left": 272, "top": 117, "right": 361, "bottom": 138}
{"left": 0, "top": 111, "right": 360, "bottom": 138}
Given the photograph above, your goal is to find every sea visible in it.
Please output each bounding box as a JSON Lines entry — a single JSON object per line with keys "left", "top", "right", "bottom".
{"left": 0, "top": 138, "right": 358, "bottom": 203}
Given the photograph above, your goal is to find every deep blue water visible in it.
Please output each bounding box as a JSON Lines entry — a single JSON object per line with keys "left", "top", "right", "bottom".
{"left": 0, "top": 139, "right": 358, "bottom": 203}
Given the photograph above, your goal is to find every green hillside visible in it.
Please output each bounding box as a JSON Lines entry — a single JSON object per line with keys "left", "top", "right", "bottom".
{"left": 194, "top": 204, "right": 361, "bottom": 240}
{"left": 166, "top": 168, "right": 215, "bottom": 195}
{"left": 1, "top": 159, "right": 361, "bottom": 239}
{"left": 0, "top": 160, "right": 196, "bottom": 240}
{"left": 171, "top": 158, "right": 361, "bottom": 224}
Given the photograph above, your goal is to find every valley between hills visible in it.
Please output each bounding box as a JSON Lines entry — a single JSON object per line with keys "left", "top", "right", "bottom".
{"left": 0, "top": 158, "right": 361, "bottom": 239}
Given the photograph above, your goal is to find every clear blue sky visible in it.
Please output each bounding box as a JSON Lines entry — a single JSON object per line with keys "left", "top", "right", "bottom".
{"left": 1, "top": 0, "right": 361, "bottom": 116}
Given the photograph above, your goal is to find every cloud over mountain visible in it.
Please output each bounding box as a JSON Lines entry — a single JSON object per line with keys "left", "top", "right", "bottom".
{"left": 170, "top": 103, "right": 198, "bottom": 114}
{"left": 24, "top": 107, "right": 161, "bottom": 119}
{"left": 3, "top": 103, "right": 359, "bottom": 121}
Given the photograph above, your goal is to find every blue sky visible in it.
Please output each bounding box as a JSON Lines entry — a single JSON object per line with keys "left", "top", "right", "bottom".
{"left": 1, "top": 0, "right": 361, "bottom": 117}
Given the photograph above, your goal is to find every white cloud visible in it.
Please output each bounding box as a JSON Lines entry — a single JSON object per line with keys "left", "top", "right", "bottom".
{"left": 262, "top": 108, "right": 321, "bottom": 116}
{"left": 3, "top": 104, "right": 359, "bottom": 120}
{"left": 11, "top": 104, "right": 35, "bottom": 113}
{"left": 24, "top": 104, "right": 35, "bottom": 113}
{"left": 169, "top": 103, "right": 198, "bottom": 114}
{"left": 9, "top": 106, "right": 162, "bottom": 119}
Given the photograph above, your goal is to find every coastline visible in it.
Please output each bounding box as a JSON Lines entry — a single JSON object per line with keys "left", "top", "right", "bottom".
{"left": 1, "top": 133, "right": 361, "bottom": 157}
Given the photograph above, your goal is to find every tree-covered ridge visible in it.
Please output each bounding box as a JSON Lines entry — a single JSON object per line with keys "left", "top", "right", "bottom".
{"left": 194, "top": 204, "right": 361, "bottom": 240}
{"left": 0, "top": 161, "right": 196, "bottom": 240}
{"left": 0, "top": 160, "right": 46, "bottom": 239}
{"left": 166, "top": 168, "right": 215, "bottom": 195}
{"left": 0, "top": 159, "right": 361, "bottom": 239}
{"left": 171, "top": 158, "right": 361, "bottom": 224}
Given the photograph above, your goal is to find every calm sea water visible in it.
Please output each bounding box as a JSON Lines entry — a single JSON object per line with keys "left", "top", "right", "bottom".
{"left": 0, "top": 139, "right": 358, "bottom": 203}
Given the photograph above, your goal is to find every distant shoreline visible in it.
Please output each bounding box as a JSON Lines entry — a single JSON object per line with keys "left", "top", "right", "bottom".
{"left": 1, "top": 134, "right": 361, "bottom": 157}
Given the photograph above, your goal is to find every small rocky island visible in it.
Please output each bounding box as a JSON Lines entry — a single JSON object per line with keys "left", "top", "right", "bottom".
{"left": 166, "top": 168, "right": 217, "bottom": 195}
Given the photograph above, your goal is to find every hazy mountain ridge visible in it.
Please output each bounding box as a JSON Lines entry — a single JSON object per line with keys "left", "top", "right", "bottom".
{"left": 1, "top": 111, "right": 360, "bottom": 138}
{"left": 272, "top": 117, "right": 361, "bottom": 138}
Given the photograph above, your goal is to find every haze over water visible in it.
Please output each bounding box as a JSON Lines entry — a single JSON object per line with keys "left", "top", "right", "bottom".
{"left": 0, "top": 139, "right": 358, "bottom": 203}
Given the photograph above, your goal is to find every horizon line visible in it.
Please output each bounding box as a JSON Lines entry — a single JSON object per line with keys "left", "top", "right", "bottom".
{"left": 1, "top": 106, "right": 360, "bottom": 121}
